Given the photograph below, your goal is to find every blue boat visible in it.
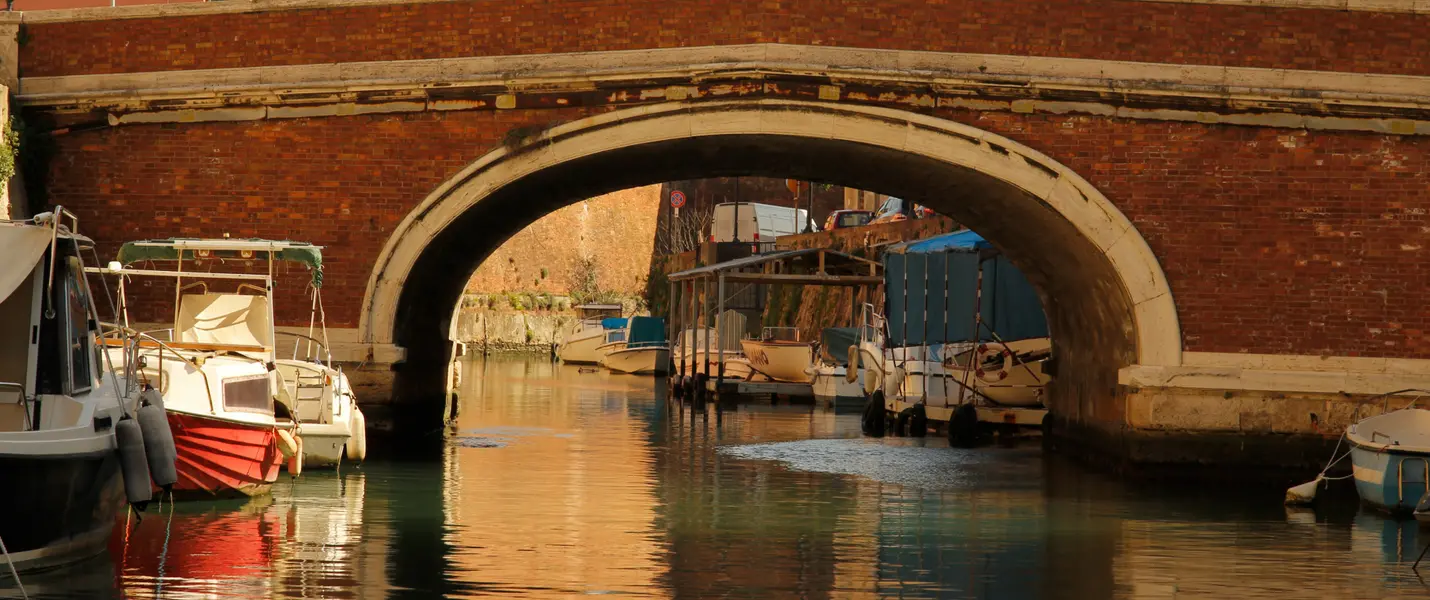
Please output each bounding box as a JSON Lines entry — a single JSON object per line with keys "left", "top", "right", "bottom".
{"left": 1346, "top": 408, "right": 1430, "bottom": 513}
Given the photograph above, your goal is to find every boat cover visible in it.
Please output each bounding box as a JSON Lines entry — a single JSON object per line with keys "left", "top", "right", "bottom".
{"left": 820, "top": 327, "right": 859, "bottom": 365}
{"left": 117, "top": 238, "right": 324, "bottom": 287}
{"left": 883, "top": 230, "right": 1047, "bottom": 346}
{"left": 601, "top": 317, "right": 628, "bottom": 330}
{"left": 626, "top": 316, "right": 667, "bottom": 347}
{"left": 0, "top": 223, "right": 52, "bottom": 304}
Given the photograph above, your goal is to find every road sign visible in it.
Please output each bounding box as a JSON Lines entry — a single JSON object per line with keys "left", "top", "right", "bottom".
{"left": 670, "top": 190, "right": 687, "bottom": 209}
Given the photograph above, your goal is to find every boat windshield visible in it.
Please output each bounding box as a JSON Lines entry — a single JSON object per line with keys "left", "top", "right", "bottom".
{"left": 761, "top": 327, "right": 802, "bottom": 343}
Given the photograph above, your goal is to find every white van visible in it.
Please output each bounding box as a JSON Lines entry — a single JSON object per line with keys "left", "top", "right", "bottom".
{"left": 710, "top": 202, "right": 816, "bottom": 243}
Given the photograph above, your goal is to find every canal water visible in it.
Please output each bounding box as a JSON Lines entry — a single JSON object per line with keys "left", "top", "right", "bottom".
{"left": 7, "top": 356, "right": 1430, "bottom": 599}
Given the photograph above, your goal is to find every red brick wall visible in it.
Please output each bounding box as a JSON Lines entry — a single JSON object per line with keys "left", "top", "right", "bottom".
{"left": 44, "top": 105, "right": 1430, "bottom": 359}
{"left": 20, "top": 0, "right": 1430, "bottom": 78}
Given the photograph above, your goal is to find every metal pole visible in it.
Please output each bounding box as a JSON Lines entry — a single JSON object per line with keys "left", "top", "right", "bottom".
{"left": 668, "top": 278, "right": 677, "bottom": 384}
{"left": 732, "top": 178, "right": 739, "bottom": 243}
{"left": 702, "top": 277, "right": 712, "bottom": 384}
{"left": 921, "top": 254, "right": 930, "bottom": 405}
{"left": 805, "top": 182, "right": 815, "bottom": 233}
{"left": 679, "top": 281, "right": 689, "bottom": 381}
{"left": 717, "top": 272, "right": 726, "bottom": 388}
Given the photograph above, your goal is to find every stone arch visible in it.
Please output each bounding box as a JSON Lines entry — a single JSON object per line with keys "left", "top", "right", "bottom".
{"left": 361, "top": 99, "right": 1181, "bottom": 424}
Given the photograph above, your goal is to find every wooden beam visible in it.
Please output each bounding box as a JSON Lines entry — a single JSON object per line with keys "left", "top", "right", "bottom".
{"left": 718, "top": 273, "right": 883, "bottom": 286}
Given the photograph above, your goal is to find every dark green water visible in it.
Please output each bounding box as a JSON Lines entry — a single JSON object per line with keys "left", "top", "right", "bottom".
{"left": 7, "top": 356, "right": 1430, "bottom": 599}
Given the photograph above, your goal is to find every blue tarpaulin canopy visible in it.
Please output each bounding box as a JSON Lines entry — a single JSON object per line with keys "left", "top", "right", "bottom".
{"left": 883, "top": 230, "right": 1047, "bottom": 346}
{"left": 601, "top": 317, "right": 628, "bottom": 330}
{"left": 627, "top": 316, "right": 668, "bottom": 348}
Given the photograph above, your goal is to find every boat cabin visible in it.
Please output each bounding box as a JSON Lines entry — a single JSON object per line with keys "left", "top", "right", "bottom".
{"left": 0, "top": 221, "right": 109, "bottom": 433}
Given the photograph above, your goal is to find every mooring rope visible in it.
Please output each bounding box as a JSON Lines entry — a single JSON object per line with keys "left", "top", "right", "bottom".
{"left": 0, "top": 532, "right": 29, "bottom": 600}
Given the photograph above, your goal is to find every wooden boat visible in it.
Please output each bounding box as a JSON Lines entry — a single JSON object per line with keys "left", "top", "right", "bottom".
{"left": 558, "top": 304, "right": 624, "bottom": 365}
{"left": 0, "top": 214, "right": 134, "bottom": 573}
{"left": 599, "top": 316, "right": 670, "bottom": 375}
{"left": 740, "top": 327, "right": 815, "bottom": 384}
{"left": 1347, "top": 406, "right": 1430, "bottom": 514}
{"left": 104, "top": 238, "right": 315, "bottom": 498}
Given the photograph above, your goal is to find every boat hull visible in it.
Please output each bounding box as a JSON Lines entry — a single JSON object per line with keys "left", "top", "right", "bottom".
{"left": 0, "top": 449, "right": 125, "bottom": 573}
{"left": 170, "top": 411, "right": 283, "bottom": 499}
{"left": 812, "top": 366, "right": 864, "bottom": 402}
{"left": 558, "top": 329, "right": 608, "bottom": 365}
{"left": 740, "top": 340, "right": 815, "bottom": 383}
{"left": 1349, "top": 443, "right": 1430, "bottom": 514}
{"left": 601, "top": 347, "right": 670, "bottom": 375}
{"left": 299, "top": 423, "right": 349, "bottom": 469}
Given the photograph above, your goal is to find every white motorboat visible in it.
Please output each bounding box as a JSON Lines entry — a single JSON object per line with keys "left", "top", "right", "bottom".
{"left": 810, "top": 327, "right": 864, "bottom": 403}
{"left": 740, "top": 327, "right": 816, "bottom": 384}
{"left": 673, "top": 310, "right": 747, "bottom": 380}
{"left": 98, "top": 238, "right": 347, "bottom": 496}
{"left": 0, "top": 211, "right": 168, "bottom": 572}
{"left": 1345, "top": 399, "right": 1430, "bottom": 514}
{"left": 558, "top": 304, "right": 624, "bottom": 365}
{"left": 599, "top": 316, "right": 670, "bottom": 375}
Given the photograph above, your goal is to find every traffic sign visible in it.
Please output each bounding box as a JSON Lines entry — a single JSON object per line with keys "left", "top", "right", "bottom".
{"left": 670, "top": 190, "right": 687, "bottom": 209}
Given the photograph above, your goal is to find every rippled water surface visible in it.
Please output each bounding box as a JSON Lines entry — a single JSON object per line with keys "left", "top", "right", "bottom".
{"left": 7, "top": 356, "right": 1430, "bottom": 599}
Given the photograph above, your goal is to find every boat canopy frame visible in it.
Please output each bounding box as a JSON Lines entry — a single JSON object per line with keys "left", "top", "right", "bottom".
{"left": 665, "top": 247, "right": 883, "bottom": 394}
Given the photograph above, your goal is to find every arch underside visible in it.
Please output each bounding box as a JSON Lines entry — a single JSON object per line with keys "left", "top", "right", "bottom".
{"left": 369, "top": 101, "right": 1179, "bottom": 425}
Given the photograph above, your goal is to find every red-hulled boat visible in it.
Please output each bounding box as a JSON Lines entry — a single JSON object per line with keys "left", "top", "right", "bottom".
{"left": 103, "top": 238, "right": 318, "bottom": 499}
{"left": 170, "top": 411, "right": 285, "bottom": 497}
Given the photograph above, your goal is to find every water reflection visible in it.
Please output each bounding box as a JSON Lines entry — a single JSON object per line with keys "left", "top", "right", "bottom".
{"left": 7, "top": 356, "right": 1430, "bottom": 598}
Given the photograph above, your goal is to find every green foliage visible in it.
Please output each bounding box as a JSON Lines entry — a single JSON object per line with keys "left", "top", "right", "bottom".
{"left": 0, "top": 116, "right": 20, "bottom": 187}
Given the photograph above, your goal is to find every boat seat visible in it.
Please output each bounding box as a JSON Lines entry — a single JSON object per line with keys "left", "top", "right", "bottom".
{"left": 176, "top": 293, "right": 273, "bottom": 350}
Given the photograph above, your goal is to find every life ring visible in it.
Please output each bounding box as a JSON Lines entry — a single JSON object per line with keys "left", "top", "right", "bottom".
{"left": 287, "top": 435, "right": 304, "bottom": 477}
{"left": 845, "top": 346, "right": 860, "bottom": 383}
{"left": 974, "top": 344, "right": 1014, "bottom": 384}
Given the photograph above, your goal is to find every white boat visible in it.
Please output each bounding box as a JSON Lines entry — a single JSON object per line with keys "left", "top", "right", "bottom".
{"left": 558, "top": 304, "right": 624, "bottom": 365}
{"left": 810, "top": 327, "right": 864, "bottom": 402}
{"left": 673, "top": 311, "right": 747, "bottom": 379}
{"left": 0, "top": 212, "right": 161, "bottom": 572}
{"left": 1345, "top": 400, "right": 1430, "bottom": 514}
{"left": 599, "top": 316, "right": 670, "bottom": 375}
{"left": 99, "top": 238, "right": 334, "bottom": 496}
{"left": 740, "top": 327, "right": 815, "bottom": 384}
{"left": 943, "top": 338, "right": 1051, "bottom": 408}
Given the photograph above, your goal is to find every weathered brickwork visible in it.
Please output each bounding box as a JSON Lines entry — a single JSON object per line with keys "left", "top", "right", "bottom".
{"left": 19, "top": 0, "right": 1430, "bottom": 78}
{"left": 53, "top": 107, "right": 598, "bottom": 326}
{"left": 47, "top": 104, "right": 1430, "bottom": 359}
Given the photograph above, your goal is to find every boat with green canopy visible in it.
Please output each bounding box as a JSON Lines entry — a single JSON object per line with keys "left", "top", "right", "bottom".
{"left": 99, "top": 237, "right": 365, "bottom": 497}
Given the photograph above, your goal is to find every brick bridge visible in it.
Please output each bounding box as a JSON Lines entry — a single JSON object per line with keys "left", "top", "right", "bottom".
{"left": 4, "top": 0, "right": 1428, "bottom": 467}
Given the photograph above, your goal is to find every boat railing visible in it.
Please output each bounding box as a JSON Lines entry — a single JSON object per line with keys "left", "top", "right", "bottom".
{"left": 100, "top": 324, "right": 218, "bottom": 415}
{"left": 760, "top": 327, "right": 801, "bottom": 342}
{"left": 274, "top": 330, "right": 333, "bottom": 367}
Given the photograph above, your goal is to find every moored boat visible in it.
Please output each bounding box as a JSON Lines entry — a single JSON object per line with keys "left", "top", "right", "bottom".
{"left": 0, "top": 211, "right": 162, "bottom": 572}
{"left": 1346, "top": 406, "right": 1430, "bottom": 514}
{"left": 600, "top": 316, "right": 670, "bottom": 375}
{"left": 811, "top": 328, "right": 864, "bottom": 402}
{"left": 102, "top": 238, "right": 314, "bottom": 498}
{"left": 558, "top": 304, "right": 625, "bottom": 365}
{"left": 740, "top": 328, "right": 815, "bottom": 384}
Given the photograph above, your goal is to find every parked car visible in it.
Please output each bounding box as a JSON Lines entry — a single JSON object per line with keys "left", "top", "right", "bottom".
{"left": 822, "top": 209, "right": 874, "bottom": 231}
{"left": 709, "top": 202, "right": 816, "bottom": 243}
{"left": 869, "top": 197, "right": 935, "bottom": 225}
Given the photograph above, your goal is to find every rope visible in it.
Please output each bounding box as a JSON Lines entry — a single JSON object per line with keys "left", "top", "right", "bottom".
{"left": 156, "top": 493, "right": 173, "bottom": 598}
{"left": 0, "top": 532, "right": 28, "bottom": 600}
